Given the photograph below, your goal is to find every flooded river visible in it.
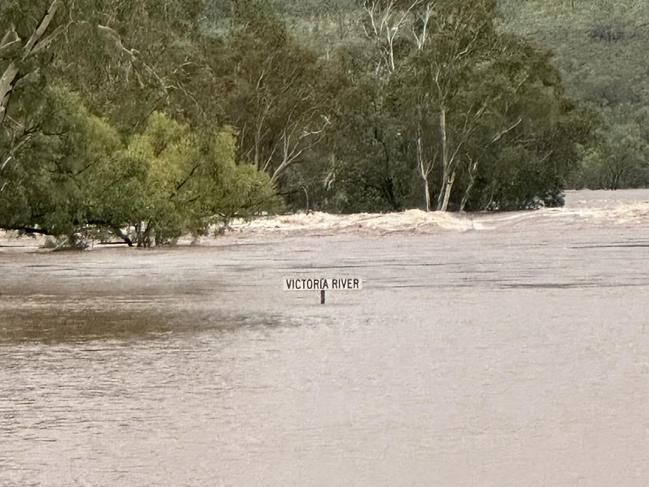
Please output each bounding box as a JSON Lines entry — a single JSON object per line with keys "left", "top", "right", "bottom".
{"left": 2, "top": 190, "right": 649, "bottom": 486}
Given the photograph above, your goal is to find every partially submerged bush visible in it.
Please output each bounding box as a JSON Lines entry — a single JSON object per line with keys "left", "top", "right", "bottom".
{"left": 0, "top": 91, "right": 280, "bottom": 247}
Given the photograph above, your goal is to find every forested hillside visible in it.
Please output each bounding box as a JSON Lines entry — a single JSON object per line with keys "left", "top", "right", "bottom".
{"left": 1, "top": 0, "right": 641, "bottom": 246}
{"left": 499, "top": 0, "right": 649, "bottom": 189}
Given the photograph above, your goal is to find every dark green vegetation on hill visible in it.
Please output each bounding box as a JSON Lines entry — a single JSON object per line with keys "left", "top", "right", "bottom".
{"left": 500, "top": 0, "right": 649, "bottom": 190}
{"left": 0, "top": 0, "right": 640, "bottom": 245}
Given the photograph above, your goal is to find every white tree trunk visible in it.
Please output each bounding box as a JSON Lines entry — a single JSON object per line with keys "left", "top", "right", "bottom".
{"left": 460, "top": 157, "right": 479, "bottom": 212}
{"left": 436, "top": 107, "right": 449, "bottom": 211}
{"left": 0, "top": 62, "right": 19, "bottom": 125}
{"left": 440, "top": 170, "right": 455, "bottom": 212}
{"left": 24, "top": 0, "right": 61, "bottom": 53}
{"left": 424, "top": 178, "right": 431, "bottom": 212}
{"left": 0, "top": 0, "right": 60, "bottom": 126}
{"left": 416, "top": 132, "right": 431, "bottom": 212}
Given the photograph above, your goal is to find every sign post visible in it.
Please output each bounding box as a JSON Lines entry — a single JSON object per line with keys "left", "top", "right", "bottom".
{"left": 283, "top": 277, "right": 363, "bottom": 304}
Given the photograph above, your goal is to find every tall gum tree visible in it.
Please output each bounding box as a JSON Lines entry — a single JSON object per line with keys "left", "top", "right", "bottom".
{"left": 224, "top": 1, "right": 339, "bottom": 186}
{"left": 415, "top": 0, "right": 498, "bottom": 211}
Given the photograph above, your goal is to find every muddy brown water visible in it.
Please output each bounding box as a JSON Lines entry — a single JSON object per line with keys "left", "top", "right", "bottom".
{"left": 2, "top": 190, "right": 649, "bottom": 486}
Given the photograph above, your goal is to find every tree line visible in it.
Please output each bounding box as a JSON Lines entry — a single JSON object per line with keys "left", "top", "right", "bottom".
{"left": 1, "top": 0, "right": 597, "bottom": 246}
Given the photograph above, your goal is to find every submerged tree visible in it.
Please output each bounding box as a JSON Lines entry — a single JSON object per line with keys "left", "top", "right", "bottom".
{"left": 0, "top": 86, "right": 279, "bottom": 247}
{"left": 0, "top": 0, "right": 281, "bottom": 246}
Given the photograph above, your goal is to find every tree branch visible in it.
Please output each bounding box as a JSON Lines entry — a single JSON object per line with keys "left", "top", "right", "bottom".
{"left": 0, "top": 0, "right": 61, "bottom": 126}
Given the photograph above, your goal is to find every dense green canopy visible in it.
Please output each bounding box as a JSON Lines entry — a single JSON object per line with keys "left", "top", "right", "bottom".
{"left": 4, "top": 0, "right": 633, "bottom": 245}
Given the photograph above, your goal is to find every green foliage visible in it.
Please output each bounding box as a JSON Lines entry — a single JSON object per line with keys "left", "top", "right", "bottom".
{"left": 0, "top": 86, "right": 278, "bottom": 246}
{"left": 0, "top": 86, "right": 120, "bottom": 234}
{"left": 204, "top": 128, "right": 283, "bottom": 222}
{"left": 1, "top": 1, "right": 280, "bottom": 246}
{"left": 49, "top": 0, "right": 223, "bottom": 132}
{"left": 313, "top": 1, "right": 594, "bottom": 212}
{"left": 94, "top": 112, "right": 280, "bottom": 246}
{"left": 499, "top": 0, "right": 649, "bottom": 189}
{"left": 1, "top": 0, "right": 621, "bottom": 242}
{"left": 220, "top": 3, "right": 342, "bottom": 187}
{"left": 578, "top": 108, "right": 649, "bottom": 189}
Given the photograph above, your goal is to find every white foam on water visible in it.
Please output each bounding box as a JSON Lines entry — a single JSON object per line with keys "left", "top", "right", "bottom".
{"left": 228, "top": 189, "right": 649, "bottom": 236}
{"left": 4, "top": 189, "right": 649, "bottom": 248}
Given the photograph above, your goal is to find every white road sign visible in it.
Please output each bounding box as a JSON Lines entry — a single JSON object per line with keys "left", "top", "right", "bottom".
{"left": 282, "top": 277, "right": 363, "bottom": 291}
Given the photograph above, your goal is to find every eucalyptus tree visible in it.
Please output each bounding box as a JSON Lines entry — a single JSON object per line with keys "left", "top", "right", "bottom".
{"left": 405, "top": 0, "right": 500, "bottom": 211}
{"left": 322, "top": 0, "right": 423, "bottom": 212}
{"left": 222, "top": 0, "right": 340, "bottom": 186}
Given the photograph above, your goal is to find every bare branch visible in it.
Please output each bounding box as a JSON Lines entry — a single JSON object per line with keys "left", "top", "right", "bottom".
{"left": 490, "top": 117, "right": 522, "bottom": 145}
{"left": 0, "top": 27, "right": 21, "bottom": 52}
{"left": 270, "top": 115, "right": 331, "bottom": 184}
{"left": 97, "top": 23, "right": 169, "bottom": 94}
{"left": 31, "top": 20, "right": 73, "bottom": 55}
{"left": 23, "top": 0, "right": 61, "bottom": 56}
{"left": 412, "top": 3, "right": 433, "bottom": 50}
{"left": 1, "top": 0, "right": 62, "bottom": 126}
{"left": 0, "top": 62, "right": 19, "bottom": 126}
{"left": 97, "top": 24, "right": 138, "bottom": 60}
